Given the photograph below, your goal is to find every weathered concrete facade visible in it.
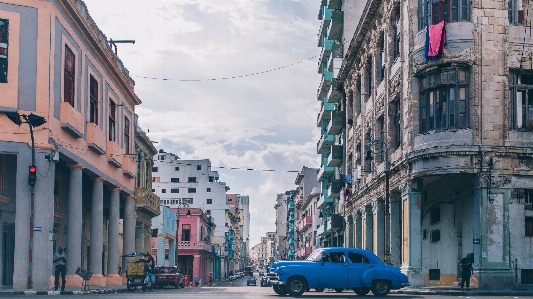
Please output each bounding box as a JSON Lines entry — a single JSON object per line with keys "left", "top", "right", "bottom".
{"left": 337, "top": 0, "right": 533, "bottom": 290}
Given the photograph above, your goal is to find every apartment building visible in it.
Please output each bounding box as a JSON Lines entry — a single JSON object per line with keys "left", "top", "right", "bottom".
{"left": 337, "top": 0, "right": 533, "bottom": 289}
{"left": 0, "top": 0, "right": 141, "bottom": 290}
{"left": 294, "top": 167, "right": 320, "bottom": 259}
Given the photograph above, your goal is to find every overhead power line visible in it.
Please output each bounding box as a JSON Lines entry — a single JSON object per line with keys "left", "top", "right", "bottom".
{"left": 134, "top": 54, "right": 319, "bottom": 82}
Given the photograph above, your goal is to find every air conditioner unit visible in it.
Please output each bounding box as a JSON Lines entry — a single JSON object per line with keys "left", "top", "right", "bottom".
{"left": 354, "top": 165, "right": 362, "bottom": 180}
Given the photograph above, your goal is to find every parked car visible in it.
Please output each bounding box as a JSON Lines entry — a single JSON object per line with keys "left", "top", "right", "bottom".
{"left": 246, "top": 276, "right": 257, "bottom": 286}
{"left": 154, "top": 266, "right": 184, "bottom": 289}
{"left": 267, "top": 247, "right": 410, "bottom": 296}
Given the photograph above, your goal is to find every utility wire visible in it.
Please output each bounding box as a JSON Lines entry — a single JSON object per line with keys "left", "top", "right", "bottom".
{"left": 133, "top": 54, "right": 320, "bottom": 82}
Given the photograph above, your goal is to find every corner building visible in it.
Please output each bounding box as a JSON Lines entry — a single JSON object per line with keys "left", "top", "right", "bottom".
{"left": 337, "top": 0, "right": 533, "bottom": 289}
{"left": 0, "top": 0, "right": 140, "bottom": 290}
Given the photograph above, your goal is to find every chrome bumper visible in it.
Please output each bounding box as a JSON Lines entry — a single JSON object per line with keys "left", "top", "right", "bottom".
{"left": 401, "top": 282, "right": 411, "bottom": 287}
{"left": 272, "top": 281, "right": 286, "bottom": 286}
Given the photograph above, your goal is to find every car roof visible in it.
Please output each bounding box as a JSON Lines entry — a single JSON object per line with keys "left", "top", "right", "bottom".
{"left": 155, "top": 266, "right": 177, "bottom": 268}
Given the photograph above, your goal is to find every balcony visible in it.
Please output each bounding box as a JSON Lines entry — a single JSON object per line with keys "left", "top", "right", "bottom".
{"left": 317, "top": 7, "right": 333, "bottom": 46}
{"left": 60, "top": 102, "right": 83, "bottom": 138}
{"left": 288, "top": 226, "right": 295, "bottom": 233}
{"left": 317, "top": 102, "right": 334, "bottom": 127}
{"left": 178, "top": 240, "right": 212, "bottom": 252}
{"left": 288, "top": 202, "right": 295, "bottom": 210}
{"left": 326, "top": 110, "right": 343, "bottom": 135}
{"left": 328, "top": 214, "right": 344, "bottom": 230}
{"left": 327, "top": 82, "right": 342, "bottom": 103}
{"left": 316, "top": 133, "right": 334, "bottom": 154}
{"left": 106, "top": 140, "right": 123, "bottom": 168}
{"left": 86, "top": 123, "right": 106, "bottom": 154}
{"left": 288, "top": 213, "right": 295, "bottom": 222}
{"left": 316, "top": 223, "right": 331, "bottom": 236}
{"left": 326, "top": 0, "right": 342, "bottom": 9}
{"left": 319, "top": 39, "right": 334, "bottom": 71}
{"left": 318, "top": 156, "right": 334, "bottom": 181}
{"left": 327, "top": 10, "right": 343, "bottom": 40}
{"left": 327, "top": 144, "right": 343, "bottom": 167}
{"left": 327, "top": 179, "right": 342, "bottom": 198}
{"left": 317, "top": 193, "right": 334, "bottom": 208}
{"left": 135, "top": 187, "right": 160, "bottom": 217}
{"left": 318, "top": 69, "right": 333, "bottom": 94}
{"left": 122, "top": 155, "right": 136, "bottom": 178}
{"left": 301, "top": 215, "right": 312, "bottom": 230}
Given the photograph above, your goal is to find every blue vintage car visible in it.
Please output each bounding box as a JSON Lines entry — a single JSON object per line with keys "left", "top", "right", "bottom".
{"left": 267, "top": 247, "right": 410, "bottom": 296}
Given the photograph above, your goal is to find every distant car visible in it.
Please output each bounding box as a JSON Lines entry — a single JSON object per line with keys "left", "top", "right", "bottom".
{"left": 154, "top": 266, "right": 184, "bottom": 289}
{"left": 229, "top": 274, "right": 238, "bottom": 280}
{"left": 247, "top": 277, "right": 257, "bottom": 286}
{"left": 267, "top": 247, "right": 410, "bottom": 296}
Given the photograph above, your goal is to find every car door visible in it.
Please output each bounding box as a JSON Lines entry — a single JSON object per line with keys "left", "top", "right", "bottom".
{"left": 318, "top": 251, "right": 349, "bottom": 287}
{"left": 347, "top": 251, "right": 374, "bottom": 287}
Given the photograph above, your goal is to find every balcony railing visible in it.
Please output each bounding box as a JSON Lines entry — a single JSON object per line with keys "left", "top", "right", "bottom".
{"left": 326, "top": 0, "right": 342, "bottom": 9}
{"left": 317, "top": 193, "right": 334, "bottom": 208}
{"left": 327, "top": 144, "right": 343, "bottom": 167}
{"left": 316, "top": 133, "right": 334, "bottom": 154}
{"left": 317, "top": 102, "right": 334, "bottom": 127}
{"left": 327, "top": 179, "right": 342, "bottom": 198}
{"left": 318, "top": 157, "right": 334, "bottom": 181}
{"left": 327, "top": 10, "right": 343, "bottom": 40}
{"left": 106, "top": 140, "right": 123, "bottom": 168}
{"left": 319, "top": 39, "right": 334, "bottom": 70}
{"left": 86, "top": 123, "right": 106, "bottom": 154}
{"left": 326, "top": 110, "right": 343, "bottom": 135}
{"left": 122, "top": 155, "right": 136, "bottom": 178}
{"left": 60, "top": 102, "right": 83, "bottom": 138}
{"left": 135, "top": 187, "right": 160, "bottom": 217}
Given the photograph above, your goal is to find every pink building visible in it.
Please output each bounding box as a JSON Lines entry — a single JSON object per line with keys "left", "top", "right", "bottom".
{"left": 171, "top": 208, "right": 214, "bottom": 285}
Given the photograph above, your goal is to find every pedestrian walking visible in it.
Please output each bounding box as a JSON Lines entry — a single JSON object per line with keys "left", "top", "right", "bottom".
{"left": 53, "top": 246, "right": 67, "bottom": 292}
{"left": 184, "top": 275, "right": 188, "bottom": 287}
{"left": 143, "top": 253, "right": 155, "bottom": 292}
{"left": 209, "top": 272, "right": 213, "bottom": 286}
{"left": 195, "top": 276, "right": 200, "bottom": 287}
{"left": 459, "top": 255, "right": 473, "bottom": 291}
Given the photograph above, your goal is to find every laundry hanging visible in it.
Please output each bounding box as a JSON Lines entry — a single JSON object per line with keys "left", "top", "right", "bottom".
{"left": 424, "top": 20, "right": 447, "bottom": 60}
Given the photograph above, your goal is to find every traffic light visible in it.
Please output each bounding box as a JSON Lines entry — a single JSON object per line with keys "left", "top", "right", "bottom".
{"left": 28, "top": 165, "right": 37, "bottom": 186}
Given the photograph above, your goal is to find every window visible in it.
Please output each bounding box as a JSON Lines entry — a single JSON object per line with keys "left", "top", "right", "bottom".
{"left": 522, "top": 269, "right": 533, "bottom": 284}
{"left": 89, "top": 76, "right": 98, "bottom": 124}
{"left": 152, "top": 167, "right": 158, "bottom": 172}
{"left": 510, "top": 73, "right": 533, "bottom": 131}
{"left": 152, "top": 177, "right": 160, "bottom": 183}
{"left": 348, "top": 252, "right": 369, "bottom": 263}
{"left": 171, "top": 178, "right": 179, "bottom": 182}
{"left": 152, "top": 189, "right": 155, "bottom": 192}
{"left": 391, "top": 8, "right": 401, "bottom": 62}
{"left": 0, "top": 19, "right": 9, "bottom": 83}
{"left": 183, "top": 198, "right": 193, "bottom": 204}
{"left": 206, "top": 210, "right": 211, "bottom": 216}
{"left": 366, "top": 57, "right": 372, "bottom": 101}
{"left": 430, "top": 206, "right": 440, "bottom": 224}
{"left": 418, "top": 0, "right": 469, "bottom": 30}
{"left": 159, "top": 155, "right": 165, "bottom": 160}
{"left": 391, "top": 100, "right": 401, "bottom": 151}
{"left": 423, "top": 229, "right": 428, "bottom": 240}
{"left": 419, "top": 68, "right": 469, "bottom": 133}
{"left": 64, "top": 45, "right": 75, "bottom": 107}
{"left": 526, "top": 217, "right": 533, "bottom": 237}
{"left": 124, "top": 117, "right": 130, "bottom": 154}
{"left": 109, "top": 101, "right": 116, "bottom": 141}
{"left": 188, "top": 177, "right": 197, "bottom": 183}
{"left": 188, "top": 188, "right": 196, "bottom": 193}
{"left": 181, "top": 224, "right": 191, "bottom": 241}
{"left": 171, "top": 189, "right": 179, "bottom": 193}
{"left": 512, "top": 188, "right": 533, "bottom": 203}
{"left": 175, "top": 167, "right": 179, "bottom": 171}
{"left": 208, "top": 176, "right": 214, "bottom": 182}
{"left": 509, "top": 0, "right": 529, "bottom": 25}
{"left": 207, "top": 199, "right": 212, "bottom": 204}
{"left": 197, "top": 165, "right": 201, "bottom": 170}
{"left": 378, "top": 34, "right": 385, "bottom": 84}
{"left": 430, "top": 229, "right": 441, "bottom": 243}
{"left": 161, "top": 189, "right": 166, "bottom": 193}
{"left": 207, "top": 188, "right": 211, "bottom": 192}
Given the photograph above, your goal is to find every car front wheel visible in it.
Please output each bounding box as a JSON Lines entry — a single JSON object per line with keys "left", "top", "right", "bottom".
{"left": 287, "top": 277, "right": 306, "bottom": 296}
{"left": 273, "top": 285, "right": 287, "bottom": 295}
{"left": 371, "top": 280, "right": 391, "bottom": 296}
{"left": 354, "top": 288, "right": 370, "bottom": 296}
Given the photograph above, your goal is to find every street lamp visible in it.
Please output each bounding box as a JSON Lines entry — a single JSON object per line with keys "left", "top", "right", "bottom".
{"left": 365, "top": 133, "right": 391, "bottom": 263}
{"left": 174, "top": 203, "right": 190, "bottom": 271}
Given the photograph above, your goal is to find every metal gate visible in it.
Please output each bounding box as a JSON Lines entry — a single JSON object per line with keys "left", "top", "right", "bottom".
{"left": 2, "top": 222, "right": 14, "bottom": 285}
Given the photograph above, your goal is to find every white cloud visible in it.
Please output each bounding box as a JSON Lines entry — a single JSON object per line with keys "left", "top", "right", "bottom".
{"left": 84, "top": 0, "right": 321, "bottom": 246}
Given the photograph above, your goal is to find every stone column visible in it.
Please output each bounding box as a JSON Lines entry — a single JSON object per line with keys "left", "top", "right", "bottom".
{"left": 364, "top": 205, "right": 373, "bottom": 252}
{"left": 347, "top": 214, "right": 354, "bottom": 247}
{"left": 355, "top": 210, "right": 362, "bottom": 248}
{"left": 193, "top": 255, "right": 201, "bottom": 282}
{"left": 168, "top": 239, "right": 176, "bottom": 267}
{"left": 106, "top": 187, "right": 121, "bottom": 285}
{"left": 156, "top": 236, "right": 166, "bottom": 266}
{"left": 88, "top": 177, "right": 105, "bottom": 286}
{"left": 375, "top": 199, "right": 385, "bottom": 260}
{"left": 65, "top": 164, "right": 84, "bottom": 287}
{"left": 31, "top": 151, "right": 55, "bottom": 290}
{"left": 13, "top": 152, "right": 31, "bottom": 290}
{"left": 400, "top": 179, "right": 423, "bottom": 286}
{"left": 123, "top": 196, "right": 136, "bottom": 257}
{"left": 389, "top": 192, "right": 402, "bottom": 268}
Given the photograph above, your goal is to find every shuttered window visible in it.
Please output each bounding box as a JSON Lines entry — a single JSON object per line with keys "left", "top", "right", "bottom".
{"left": 0, "top": 19, "right": 8, "bottom": 83}
{"left": 89, "top": 76, "right": 98, "bottom": 125}
{"left": 64, "top": 46, "right": 75, "bottom": 107}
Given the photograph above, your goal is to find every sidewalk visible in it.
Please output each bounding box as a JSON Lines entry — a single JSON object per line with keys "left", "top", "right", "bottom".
{"left": 392, "top": 285, "right": 533, "bottom": 297}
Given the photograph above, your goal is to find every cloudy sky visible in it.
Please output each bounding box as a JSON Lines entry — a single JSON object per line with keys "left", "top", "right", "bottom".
{"left": 83, "top": 0, "right": 322, "bottom": 246}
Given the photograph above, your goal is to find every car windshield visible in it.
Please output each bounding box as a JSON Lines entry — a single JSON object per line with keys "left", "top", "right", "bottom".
{"left": 306, "top": 249, "right": 325, "bottom": 262}
{"left": 156, "top": 268, "right": 176, "bottom": 274}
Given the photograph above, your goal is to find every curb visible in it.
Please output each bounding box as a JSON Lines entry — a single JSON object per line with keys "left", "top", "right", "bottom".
{"left": 392, "top": 289, "right": 533, "bottom": 296}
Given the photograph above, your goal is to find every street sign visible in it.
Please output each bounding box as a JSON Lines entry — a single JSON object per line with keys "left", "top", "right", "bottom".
{"left": 33, "top": 226, "right": 42, "bottom": 232}
{"left": 473, "top": 238, "right": 480, "bottom": 244}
